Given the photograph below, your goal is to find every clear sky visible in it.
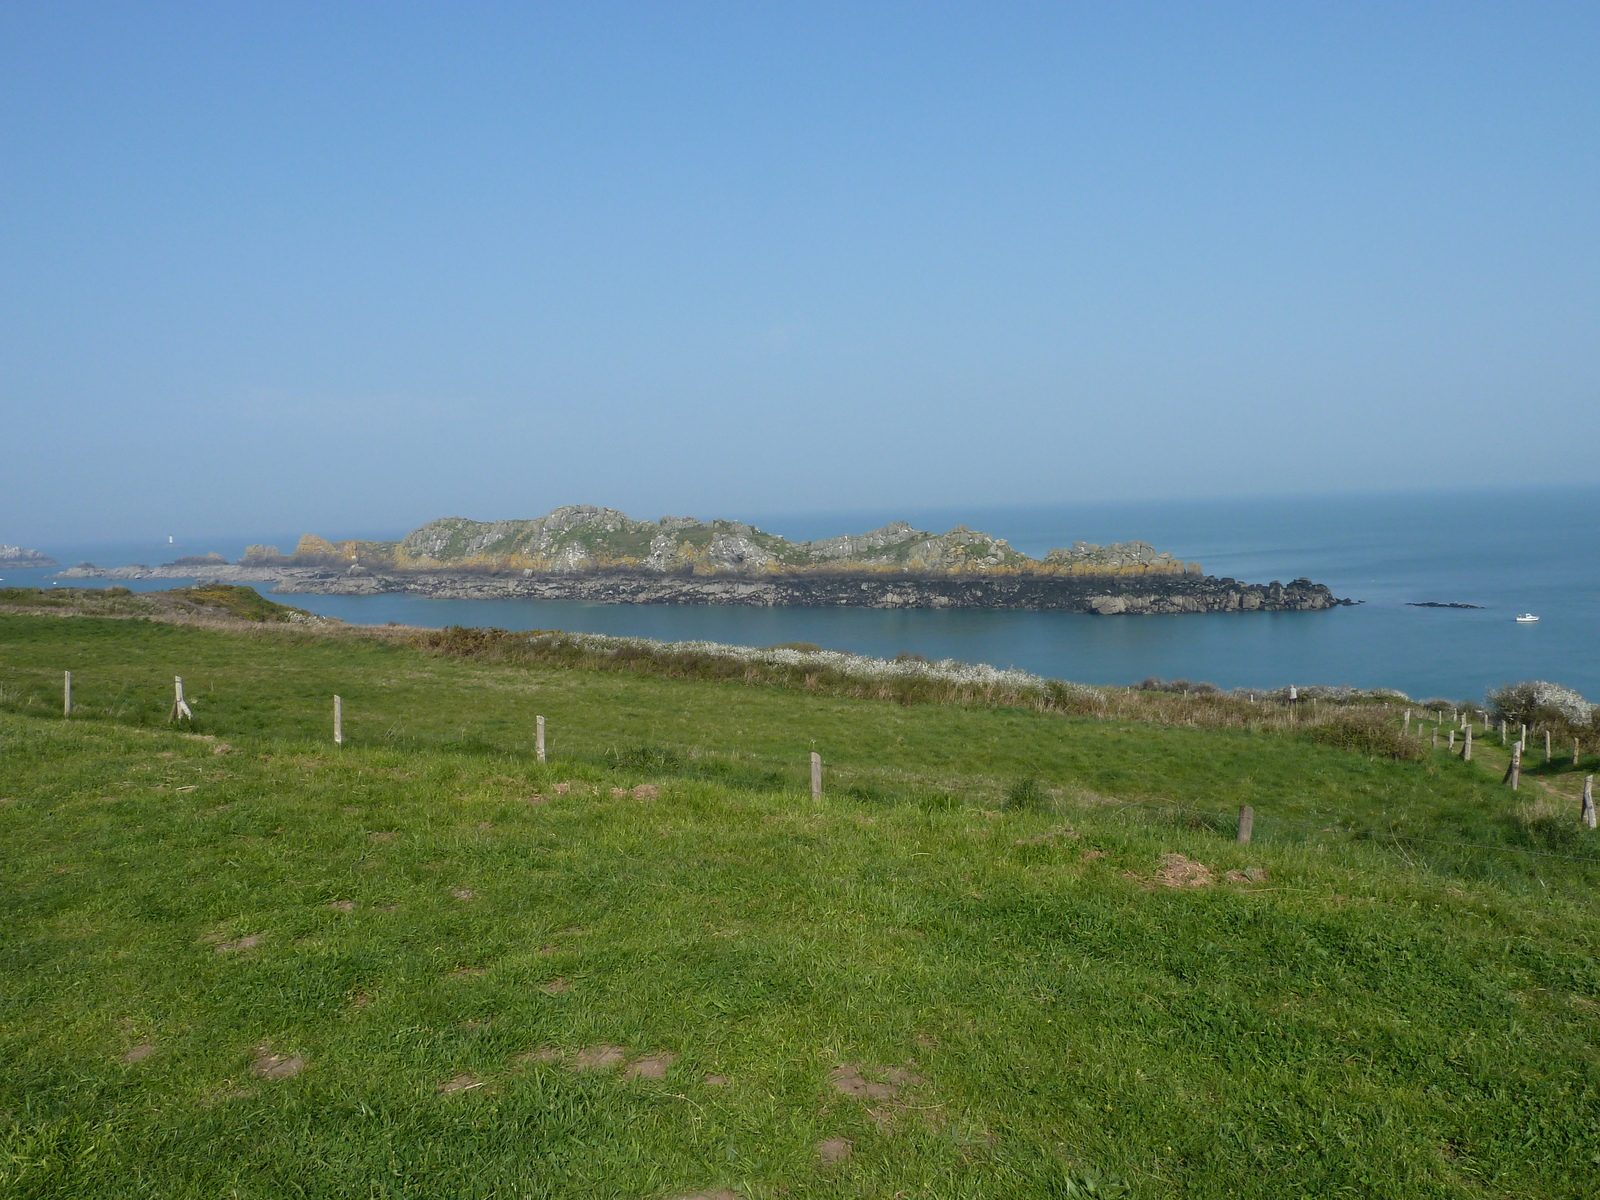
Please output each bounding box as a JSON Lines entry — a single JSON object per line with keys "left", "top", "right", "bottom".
{"left": 3, "top": 2, "right": 1597, "bottom": 544}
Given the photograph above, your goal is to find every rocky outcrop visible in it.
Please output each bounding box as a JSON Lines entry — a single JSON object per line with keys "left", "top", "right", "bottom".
{"left": 0, "top": 545, "right": 59, "bottom": 568}
{"left": 162, "top": 566, "right": 1344, "bottom": 614}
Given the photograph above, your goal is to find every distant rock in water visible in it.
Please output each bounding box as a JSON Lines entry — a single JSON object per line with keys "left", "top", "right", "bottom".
{"left": 0, "top": 544, "right": 59, "bottom": 568}
{"left": 1406, "top": 602, "right": 1483, "bottom": 609}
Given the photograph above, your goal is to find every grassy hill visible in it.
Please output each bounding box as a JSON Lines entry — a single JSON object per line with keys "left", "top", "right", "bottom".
{"left": 1, "top": 600, "right": 1597, "bottom": 1198}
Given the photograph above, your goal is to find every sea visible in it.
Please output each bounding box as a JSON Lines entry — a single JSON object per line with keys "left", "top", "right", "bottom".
{"left": 5, "top": 486, "right": 1596, "bottom": 704}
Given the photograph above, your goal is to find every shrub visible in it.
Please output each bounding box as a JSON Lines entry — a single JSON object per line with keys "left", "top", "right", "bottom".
{"left": 1136, "top": 677, "right": 1222, "bottom": 695}
{"left": 1487, "top": 681, "right": 1593, "bottom": 731}
{"left": 1305, "top": 713, "right": 1424, "bottom": 760}
{"left": 174, "top": 585, "right": 307, "bottom": 623}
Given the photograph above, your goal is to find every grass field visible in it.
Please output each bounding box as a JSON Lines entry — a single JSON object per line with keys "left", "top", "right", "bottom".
{"left": 2, "top": 604, "right": 1598, "bottom": 1198}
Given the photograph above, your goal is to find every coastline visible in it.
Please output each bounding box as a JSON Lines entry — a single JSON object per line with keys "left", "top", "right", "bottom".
{"left": 52, "top": 562, "right": 1349, "bottom": 614}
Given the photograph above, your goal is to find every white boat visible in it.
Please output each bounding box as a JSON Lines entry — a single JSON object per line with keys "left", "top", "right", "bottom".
{"left": 1515, "top": 613, "right": 1539, "bottom": 623}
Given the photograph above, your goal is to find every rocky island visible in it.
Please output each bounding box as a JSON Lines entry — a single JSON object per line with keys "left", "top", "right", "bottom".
{"left": 0, "top": 544, "right": 59, "bottom": 569}
{"left": 55, "top": 505, "right": 1350, "bottom": 614}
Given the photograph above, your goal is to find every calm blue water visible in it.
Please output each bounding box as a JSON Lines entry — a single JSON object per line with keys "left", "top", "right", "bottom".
{"left": 6, "top": 486, "right": 1596, "bottom": 702}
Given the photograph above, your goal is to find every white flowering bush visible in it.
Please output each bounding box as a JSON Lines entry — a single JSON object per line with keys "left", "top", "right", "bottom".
{"left": 1487, "top": 681, "right": 1594, "bottom": 729}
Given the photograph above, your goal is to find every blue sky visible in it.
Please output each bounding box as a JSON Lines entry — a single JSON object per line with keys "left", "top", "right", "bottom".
{"left": 3, "top": 2, "right": 1597, "bottom": 543}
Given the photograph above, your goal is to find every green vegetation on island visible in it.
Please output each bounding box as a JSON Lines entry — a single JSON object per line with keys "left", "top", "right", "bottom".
{"left": 239, "top": 505, "right": 1201, "bottom": 578}
{"left": 1, "top": 589, "right": 1597, "bottom": 1198}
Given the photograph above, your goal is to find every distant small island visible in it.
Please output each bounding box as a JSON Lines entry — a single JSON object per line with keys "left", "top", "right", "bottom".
{"left": 0, "top": 544, "right": 59, "bottom": 569}
{"left": 1406, "top": 602, "right": 1483, "bottom": 609}
{"left": 54, "top": 505, "right": 1353, "bottom": 615}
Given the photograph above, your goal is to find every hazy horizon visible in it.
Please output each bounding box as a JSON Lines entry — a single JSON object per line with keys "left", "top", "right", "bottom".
{"left": 13, "top": 481, "right": 1596, "bottom": 571}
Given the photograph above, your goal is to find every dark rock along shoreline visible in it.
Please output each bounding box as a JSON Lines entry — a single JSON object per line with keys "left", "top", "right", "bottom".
{"left": 58, "top": 563, "right": 1349, "bottom": 614}
{"left": 318, "top": 568, "right": 1346, "bottom": 614}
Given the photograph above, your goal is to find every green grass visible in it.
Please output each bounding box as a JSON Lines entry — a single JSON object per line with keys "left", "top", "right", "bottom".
{"left": 2, "top": 612, "right": 1599, "bottom": 1198}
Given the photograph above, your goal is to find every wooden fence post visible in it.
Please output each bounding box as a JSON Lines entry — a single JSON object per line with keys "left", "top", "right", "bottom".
{"left": 810, "top": 751, "right": 822, "bottom": 801}
{"left": 1464, "top": 725, "right": 1472, "bottom": 761}
{"left": 1583, "top": 776, "right": 1596, "bottom": 830}
{"left": 169, "top": 676, "right": 192, "bottom": 722}
{"left": 536, "top": 715, "right": 546, "bottom": 763}
{"left": 1503, "top": 744, "right": 1521, "bottom": 790}
{"left": 1236, "top": 805, "right": 1253, "bottom": 845}
{"left": 333, "top": 695, "right": 343, "bottom": 746}
{"left": 1403, "top": 710, "right": 1411, "bottom": 733}
{"left": 1449, "top": 730, "right": 1455, "bottom": 751}
{"left": 1575, "top": 739, "right": 1581, "bottom": 766}
{"left": 1432, "top": 728, "right": 1438, "bottom": 750}
{"left": 1544, "top": 730, "right": 1551, "bottom": 764}
{"left": 1520, "top": 724, "right": 1527, "bottom": 753}
{"left": 63, "top": 671, "right": 71, "bottom": 717}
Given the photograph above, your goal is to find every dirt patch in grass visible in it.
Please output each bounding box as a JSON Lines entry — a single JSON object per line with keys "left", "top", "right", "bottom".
{"left": 632, "top": 784, "right": 659, "bottom": 801}
{"left": 368, "top": 831, "right": 396, "bottom": 843}
{"left": 451, "top": 887, "right": 474, "bottom": 900}
{"left": 1080, "top": 849, "right": 1107, "bottom": 861}
{"left": 829, "top": 1063, "right": 920, "bottom": 1100}
{"left": 214, "top": 933, "right": 262, "bottom": 953}
{"left": 704, "top": 1073, "right": 728, "bottom": 1086}
{"left": 517, "top": 1047, "right": 565, "bottom": 1066}
{"left": 523, "top": 794, "right": 548, "bottom": 805}
{"left": 1153, "top": 853, "right": 1214, "bottom": 889}
{"left": 573, "top": 1045, "right": 627, "bottom": 1070}
{"left": 1224, "top": 868, "right": 1269, "bottom": 884}
{"left": 439, "top": 1073, "right": 485, "bottom": 1093}
{"left": 623, "top": 1052, "right": 675, "bottom": 1080}
{"left": 122, "top": 1043, "right": 155, "bottom": 1063}
{"left": 342, "top": 806, "right": 361, "bottom": 814}
{"left": 251, "top": 1046, "right": 305, "bottom": 1080}
{"left": 328, "top": 900, "right": 355, "bottom": 912}
{"left": 450, "top": 966, "right": 489, "bottom": 979}
{"left": 540, "top": 977, "right": 571, "bottom": 994}
{"left": 477, "top": 821, "right": 493, "bottom": 831}
{"left": 816, "top": 1136, "right": 853, "bottom": 1164}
